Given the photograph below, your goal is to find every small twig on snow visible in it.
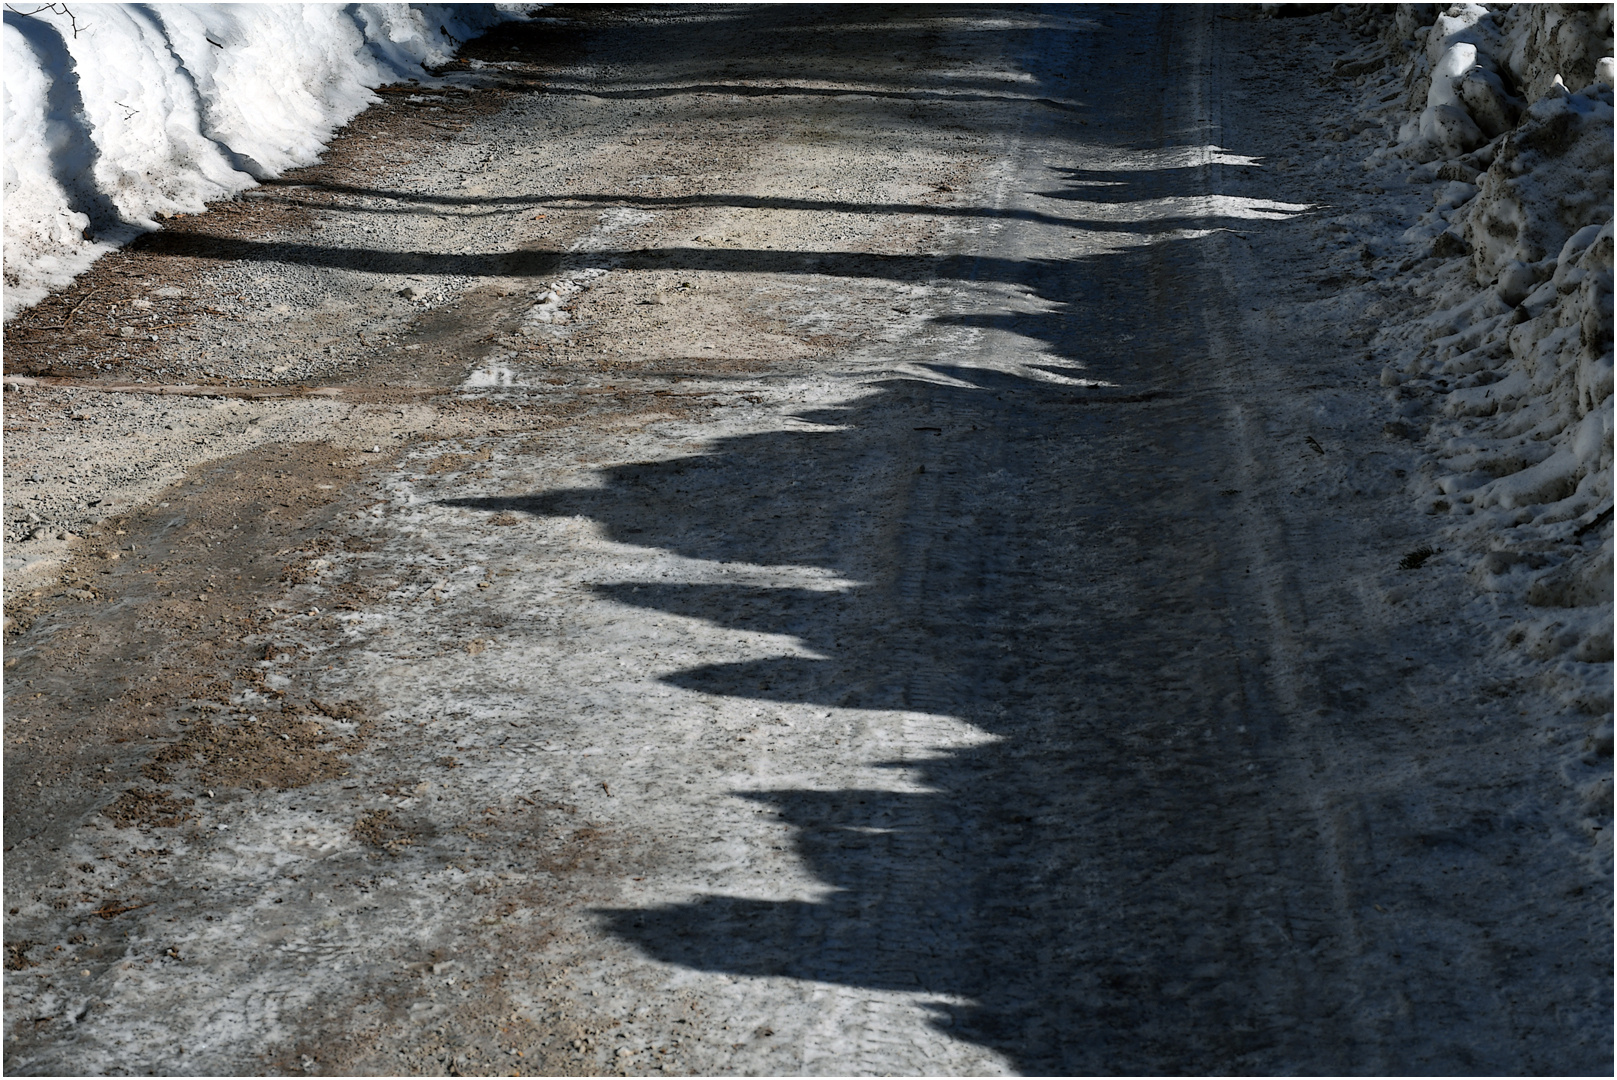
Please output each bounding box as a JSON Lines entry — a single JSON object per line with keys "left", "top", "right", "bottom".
{"left": 4, "top": 3, "right": 84, "bottom": 37}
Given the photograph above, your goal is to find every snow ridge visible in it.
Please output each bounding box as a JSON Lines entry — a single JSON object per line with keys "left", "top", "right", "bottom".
{"left": 1331, "top": 4, "right": 1611, "bottom": 712}
{"left": 2, "top": 3, "right": 526, "bottom": 320}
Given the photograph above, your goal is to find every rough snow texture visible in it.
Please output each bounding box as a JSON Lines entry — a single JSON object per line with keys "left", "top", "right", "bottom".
{"left": 1332, "top": 3, "right": 1611, "bottom": 711}
{"left": 2, "top": 3, "right": 523, "bottom": 320}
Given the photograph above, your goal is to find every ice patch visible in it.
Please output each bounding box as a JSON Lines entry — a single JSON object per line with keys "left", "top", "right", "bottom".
{"left": 1064, "top": 193, "right": 1314, "bottom": 225}
{"left": 611, "top": 558, "right": 861, "bottom": 594}
{"left": 594, "top": 207, "right": 655, "bottom": 234}
{"left": 570, "top": 209, "right": 655, "bottom": 251}
{"left": 1078, "top": 144, "right": 1267, "bottom": 171}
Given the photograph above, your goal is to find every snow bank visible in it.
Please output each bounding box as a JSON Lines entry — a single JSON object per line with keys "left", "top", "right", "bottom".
{"left": 2, "top": 3, "right": 526, "bottom": 320}
{"left": 1329, "top": 3, "right": 1612, "bottom": 683}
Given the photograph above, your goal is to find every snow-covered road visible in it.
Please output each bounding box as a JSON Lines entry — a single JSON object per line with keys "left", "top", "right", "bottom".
{"left": 4, "top": 6, "right": 1608, "bottom": 1075}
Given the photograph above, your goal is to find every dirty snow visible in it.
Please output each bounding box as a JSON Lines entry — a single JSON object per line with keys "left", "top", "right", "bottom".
{"left": 1323, "top": 1, "right": 1611, "bottom": 766}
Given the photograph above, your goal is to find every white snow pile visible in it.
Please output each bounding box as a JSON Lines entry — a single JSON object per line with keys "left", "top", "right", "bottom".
{"left": 2, "top": 2, "right": 528, "bottom": 321}
{"left": 1325, "top": 3, "right": 1612, "bottom": 688}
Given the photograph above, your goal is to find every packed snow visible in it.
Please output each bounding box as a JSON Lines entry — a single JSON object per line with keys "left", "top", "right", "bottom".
{"left": 2, "top": 2, "right": 527, "bottom": 320}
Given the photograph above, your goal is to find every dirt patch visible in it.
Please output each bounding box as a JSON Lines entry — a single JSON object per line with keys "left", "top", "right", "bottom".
{"left": 352, "top": 809, "right": 419, "bottom": 855}
{"left": 150, "top": 710, "right": 363, "bottom": 792}
{"left": 277, "top": 537, "right": 341, "bottom": 585}
{"left": 425, "top": 445, "right": 494, "bottom": 475}
{"left": 101, "top": 788, "right": 194, "bottom": 829}
{"left": 272, "top": 978, "right": 585, "bottom": 1078}
{"left": 4, "top": 942, "right": 41, "bottom": 971}
{"left": 3, "top": 440, "right": 388, "bottom": 844}
{"left": 87, "top": 898, "right": 153, "bottom": 920}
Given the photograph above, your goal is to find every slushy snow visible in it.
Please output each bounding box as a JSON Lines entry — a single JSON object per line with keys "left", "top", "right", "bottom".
{"left": 2, "top": 3, "right": 526, "bottom": 320}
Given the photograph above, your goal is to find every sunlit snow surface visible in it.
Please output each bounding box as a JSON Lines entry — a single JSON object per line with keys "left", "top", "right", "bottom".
{"left": 1079, "top": 144, "right": 1268, "bottom": 170}
{"left": 1074, "top": 193, "right": 1315, "bottom": 222}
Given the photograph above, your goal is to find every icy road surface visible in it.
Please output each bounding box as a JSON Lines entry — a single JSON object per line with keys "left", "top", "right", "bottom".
{"left": 4, "top": 6, "right": 1607, "bottom": 1076}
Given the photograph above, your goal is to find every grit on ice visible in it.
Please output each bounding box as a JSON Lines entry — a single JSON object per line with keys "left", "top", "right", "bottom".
{"left": 1, "top": 4, "right": 1610, "bottom": 1077}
